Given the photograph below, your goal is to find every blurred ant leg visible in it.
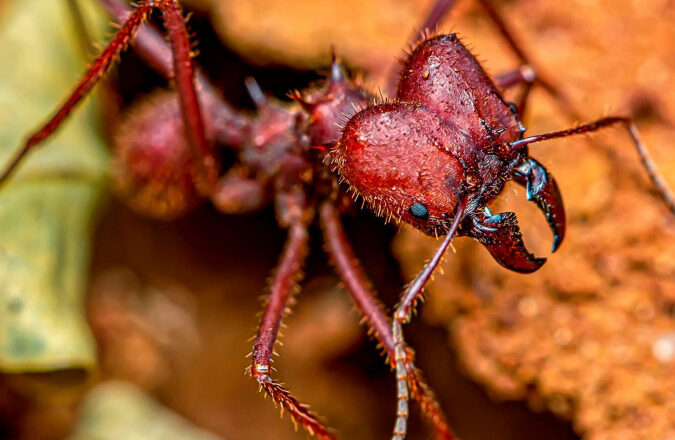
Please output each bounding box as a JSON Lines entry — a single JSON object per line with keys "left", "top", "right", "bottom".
{"left": 389, "top": 197, "right": 467, "bottom": 440}
{"left": 249, "top": 190, "right": 335, "bottom": 439}
{"left": 100, "top": 0, "right": 174, "bottom": 78}
{"left": 319, "top": 202, "right": 454, "bottom": 440}
{"left": 68, "top": 0, "right": 126, "bottom": 142}
{"left": 99, "top": 0, "right": 248, "bottom": 148}
{"left": 319, "top": 203, "right": 389, "bottom": 351}
{"left": 0, "top": 0, "right": 217, "bottom": 193}
{"left": 494, "top": 65, "right": 536, "bottom": 119}
{"left": 0, "top": 2, "right": 152, "bottom": 188}
{"left": 211, "top": 168, "right": 268, "bottom": 214}
{"left": 475, "top": 0, "right": 583, "bottom": 121}
{"left": 509, "top": 117, "right": 675, "bottom": 214}
{"left": 388, "top": 0, "right": 459, "bottom": 94}
{"left": 420, "top": 0, "right": 458, "bottom": 35}
{"left": 154, "top": 0, "right": 217, "bottom": 193}
{"left": 494, "top": 65, "right": 536, "bottom": 91}
{"left": 100, "top": 0, "right": 217, "bottom": 100}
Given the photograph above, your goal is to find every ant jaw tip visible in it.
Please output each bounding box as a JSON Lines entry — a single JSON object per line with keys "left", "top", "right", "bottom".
{"left": 509, "top": 256, "right": 547, "bottom": 274}
{"left": 551, "top": 234, "right": 563, "bottom": 253}
{"left": 507, "top": 255, "right": 547, "bottom": 274}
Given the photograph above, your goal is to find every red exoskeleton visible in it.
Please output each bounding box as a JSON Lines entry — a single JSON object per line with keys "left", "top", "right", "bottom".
{"left": 1, "top": 1, "right": 674, "bottom": 439}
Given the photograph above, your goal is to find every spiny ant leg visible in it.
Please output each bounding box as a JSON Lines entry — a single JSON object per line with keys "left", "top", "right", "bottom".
{"left": 100, "top": 0, "right": 174, "bottom": 79}
{"left": 100, "top": 0, "right": 248, "bottom": 147}
{"left": 250, "top": 190, "right": 334, "bottom": 440}
{"left": 0, "top": 2, "right": 152, "bottom": 187}
{"left": 1, "top": 0, "right": 218, "bottom": 194}
{"left": 509, "top": 116, "right": 675, "bottom": 214}
{"left": 156, "top": 0, "right": 216, "bottom": 193}
{"left": 390, "top": 197, "right": 467, "bottom": 440}
{"left": 319, "top": 203, "right": 390, "bottom": 348}
{"left": 66, "top": 0, "right": 122, "bottom": 141}
{"left": 318, "top": 202, "right": 454, "bottom": 440}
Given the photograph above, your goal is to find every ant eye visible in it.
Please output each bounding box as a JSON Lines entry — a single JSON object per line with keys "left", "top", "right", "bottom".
{"left": 409, "top": 203, "right": 429, "bottom": 219}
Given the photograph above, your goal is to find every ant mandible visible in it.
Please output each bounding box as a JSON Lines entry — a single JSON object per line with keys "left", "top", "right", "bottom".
{"left": 1, "top": 0, "right": 674, "bottom": 439}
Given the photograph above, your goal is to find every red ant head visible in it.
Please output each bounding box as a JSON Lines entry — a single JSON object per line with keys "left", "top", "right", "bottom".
{"left": 334, "top": 33, "right": 568, "bottom": 273}
{"left": 332, "top": 103, "right": 469, "bottom": 235}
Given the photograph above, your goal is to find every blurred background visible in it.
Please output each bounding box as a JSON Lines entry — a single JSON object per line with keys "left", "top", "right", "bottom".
{"left": 0, "top": 0, "right": 673, "bottom": 439}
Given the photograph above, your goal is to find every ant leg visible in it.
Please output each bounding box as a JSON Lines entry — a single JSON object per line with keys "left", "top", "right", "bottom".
{"left": 388, "top": 0, "right": 459, "bottom": 94}
{"left": 494, "top": 65, "right": 536, "bottom": 91}
{"left": 249, "top": 190, "right": 335, "bottom": 439}
{"left": 419, "top": 0, "right": 458, "bottom": 35}
{"left": 0, "top": 2, "right": 152, "bottom": 187}
{"left": 210, "top": 167, "right": 268, "bottom": 214}
{"left": 66, "top": 0, "right": 123, "bottom": 141}
{"left": 99, "top": 0, "right": 248, "bottom": 148}
{"left": 1, "top": 0, "right": 218, "bottom": 193}
{"left": 388, "top": 197, "right": 467, "bottom": 440}
{"left": 509, "top": 117, "right": 675, "bottom": 214}
{"left": 319, "top": 202, "right": 454, "bottom": 440}
{"left": 475, "top": 0, "right": 582, "bottom": 122}
{"left": 99, "top": 0, "right": 175, "bottom": 79}
{"left": 144, "top": 0, "right": 216, "bottom": 192}
{"left": 494, "top": 65, "right": 536, "bottom": 119}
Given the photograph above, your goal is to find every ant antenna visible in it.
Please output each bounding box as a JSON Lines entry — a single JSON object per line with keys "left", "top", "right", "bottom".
{"left": 509, "top": 116, "right": 675, "bottom": 214}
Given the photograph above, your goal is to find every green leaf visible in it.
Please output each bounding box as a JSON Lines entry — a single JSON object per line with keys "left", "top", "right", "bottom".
{"left": 0, "top": 0, "right": 111, "bottom": 372}
{"left": 68, "top": 382, "right": 223, "bottom": 440}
